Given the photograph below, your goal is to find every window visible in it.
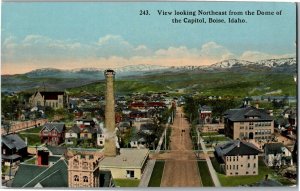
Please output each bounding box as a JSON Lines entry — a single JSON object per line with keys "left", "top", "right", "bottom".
{"left": 227, "top": 165, "right": 228, "bottom": 170}
{"left": 233, "top": 157, "right": 235, "bottom": 161}
{"left": 230, "top": 165, "right": 231, "bottom": 170}
{"left": 241, "top": 164, "right": 243, "bottom": 167}
{"left": 126, "top": 170, "right": 135, "bottom": 178}
{"left": 230, "top": 157, "right": 231, "bottom": 161}
{"left": 248, "top": 155, "right": 250, "bottom": 159}
{"left": 254, "top": 155, "right": 256, "bottom": 159}
{"left": 235, "top": 172, "right": 238, "bottom": 175}
{"left": 248, "top": 163, "right": 250, "bottom": 168}
{"left": 237, "top": 156, "right": 239, "bottom": 161}
{"left": 74, "top": 175, "right": 79, "bottom": 181}
{"left": 246, "top": 171, "right": 249, "bottom": 174}
{"left": 253, "top": 171, "right": 256, "bottom": 174}
{"left": 254, "top": 163, "right": 256, "bottom": 168}
{"left": 83, "top": 176, "right": 88, "bottom": 182}
{"left": 240, "top": 126, "right": 244, "bottom": 129}
{"left": 233, "top": 165, "right": 235, "bottom": 170}
{"left": 237, "top": 165, "right": 238, "bottom": 170}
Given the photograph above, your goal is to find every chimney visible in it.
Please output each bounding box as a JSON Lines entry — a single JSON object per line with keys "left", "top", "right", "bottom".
{"left": 104, "top": 70, "right": 117, "bottom": 157}
{"left": 237, "top": 141, "right": 240, "bottom": 148}
{"left": 37, "top": 149, "right": 49, "bottom": 166}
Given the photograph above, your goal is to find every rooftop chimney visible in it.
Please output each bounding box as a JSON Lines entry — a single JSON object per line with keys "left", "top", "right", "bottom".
{"left": 37, "top": 149, "right": 49, "bottom": 166}
{"left": 104, "top": 70, "right": 117, "bottom": 157}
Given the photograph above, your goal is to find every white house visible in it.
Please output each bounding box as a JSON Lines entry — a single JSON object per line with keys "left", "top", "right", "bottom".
{"left": 65, "top": 125, "right": 80, "bottom": 145}
{"left": 264, "top": 143, "right": 293, "bottom": 167}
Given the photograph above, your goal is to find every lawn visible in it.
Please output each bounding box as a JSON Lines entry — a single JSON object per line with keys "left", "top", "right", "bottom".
{"left": 198, "top": 160, "right": 214, "bottom": 186}
{"left": 200, "top": 132, "right": 220, "bottom": 136}
{"left": 19, "top": 126, "right": 42, "bottom": 134}
{"left": 203, "top": 136, "right": 229, "bottom": 142}
{"left": 18, "top": 133, "right": 41, "bottom": 146}
{"left": 148, "top": 160, "right": 165, "bottom": 187}
{"left": 210, "top": 157, "right": 294, "bottom": 186}
{"left": 23, "top": 157, "right": 36, "bottom": 164}
{"left": 114, "top": 179, "right": 140, "bottom": 187}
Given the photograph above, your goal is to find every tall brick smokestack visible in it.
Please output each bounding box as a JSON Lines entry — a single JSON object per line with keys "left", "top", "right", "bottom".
{"left": 104, "top": 69, "right": 117, "bottom": 156}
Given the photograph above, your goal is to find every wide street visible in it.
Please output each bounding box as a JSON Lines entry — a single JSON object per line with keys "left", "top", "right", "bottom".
{"left": 159, "top": 107, "right": 202, "bottom": 187}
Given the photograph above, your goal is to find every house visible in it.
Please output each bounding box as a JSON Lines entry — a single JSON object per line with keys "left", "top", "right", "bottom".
{"left": 40, "top": 123, "right": 66, "bottom": 146}
{"left": 80, "top": 126, "right": 97, "bottom": 140}
{"left": 100, "top": 148, "right": 149, "bottom": 179}
{"left": 264, "top": 143, "right": 293, "bottom": 167}
{"left": 130, "top": 102, "right": 146, "bottom": 110}
{"left": 224, "top": 106, "right": 274, "bottom": 141}
{"left": 1, "top": 134, "right": 27, "bottom": 166}
{"left": 29, "top": 91, "right": 68, "bottom": 109}
{"left": 199, "top": 105, "right": 212, "bottom": 124}
{"left": 96, "top": 127, "right": 105, "bottom": 147}
{"left": 215, "top": 140, "right": 261, "bottom": 176}
{"left": 118, "top": 121, "right": 131, "bottom": 132}
{"left": 65, "top": 125, "right": 81, "bottom": 145}
{"left": 75, "top": 118, "right": 95, "bottom": 127}
{"left": 130, "top": 134, "right": 146, "bottom": 148}
{"left": 146, "top": 102, "right": 166, "bottom": 109}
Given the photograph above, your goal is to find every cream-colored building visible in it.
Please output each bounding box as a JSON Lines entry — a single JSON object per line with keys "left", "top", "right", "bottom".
{"left": 68, "top": 153, "right": 103, "bottom": 188}
{"left": 29, "top": 91, "right": 67, "bottom": 109}
{"left": 215, "top": 140, "right": 260, "bottom": 176}
{"left": 224, "top": 106, "right": 274, "bottom": 141}
{"left": 100, "top": 148, "right": 149, "bottom": 179}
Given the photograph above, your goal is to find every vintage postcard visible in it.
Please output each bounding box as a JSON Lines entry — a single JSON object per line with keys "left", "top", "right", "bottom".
{"left": 1, "top": 0, "right": 298, "bottom": 189}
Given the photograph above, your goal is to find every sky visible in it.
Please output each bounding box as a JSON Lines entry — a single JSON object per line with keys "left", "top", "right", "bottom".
{"left": 1, "top": 2, "right": 296, "bottom": 74}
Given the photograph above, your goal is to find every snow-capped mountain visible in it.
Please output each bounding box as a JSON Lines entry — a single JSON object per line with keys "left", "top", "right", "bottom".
{"left": 256, "top": 57, "right": 296, "bottom": 67}
{"left": 211, "top": 59, "right": 254, "bottom": 68}
{"left": 19, "top": 57, "right": 298, "bottom": 78}
{"left": 115, "top": 64, "right": 169, "bottom": 73}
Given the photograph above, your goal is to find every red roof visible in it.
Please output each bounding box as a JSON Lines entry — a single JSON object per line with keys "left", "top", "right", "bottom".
{"left": 130, "top": 102, "right": 145, "bottom": 107}
{"left": 147, "top": 102, "right": 165, "bottom": 107}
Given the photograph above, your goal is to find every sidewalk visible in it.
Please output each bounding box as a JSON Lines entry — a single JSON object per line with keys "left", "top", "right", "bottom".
{"left": 198, "top": 132, "right": 221, "bottom": 187}
{"left": 139, "top": 126, "right": 167, "bottom": 187}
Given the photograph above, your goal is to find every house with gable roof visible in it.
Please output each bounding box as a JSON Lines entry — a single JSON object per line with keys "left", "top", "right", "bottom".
{"left": 40, "top": 123, "right": 66, "bottom": 145}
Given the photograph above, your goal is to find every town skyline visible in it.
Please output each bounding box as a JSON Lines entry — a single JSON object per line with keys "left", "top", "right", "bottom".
{"left": 2, "top": 2, "right": 296, "bottom": 74}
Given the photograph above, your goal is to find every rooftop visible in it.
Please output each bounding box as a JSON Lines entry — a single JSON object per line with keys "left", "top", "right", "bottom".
{"left": 2, "top": 134, "right": 27, "bottom": 150}
{"left": 224, "top": 106, "right": 273, "bottom": 122}
{"left": 215, "top": 140, "right": 261, "bottom": 157}
{"left": 100, "top": 148, "right": 149, "bottom": 169}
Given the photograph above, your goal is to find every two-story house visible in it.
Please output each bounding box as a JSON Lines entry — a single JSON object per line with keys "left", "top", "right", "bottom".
{"left": 40, "top": 123, "right": 66, "bottom": 145}
{"left": 215, "top": 140, "right": 261, "bottom": 176}
{"left": 198, "top": 105, "right": 212, "bottom": 124}
{"left": 264, "top": 143, "right": 293, "bottom": 167}
{"left": 2, "top": 134, "right": 28, "bottom": 166}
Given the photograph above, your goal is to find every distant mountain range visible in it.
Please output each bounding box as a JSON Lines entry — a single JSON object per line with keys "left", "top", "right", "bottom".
{"left": 1, "top": 57, "right": 296, "bottom": 93}
{"left": 172, "top": 57, "right": 296, "bottom": 72}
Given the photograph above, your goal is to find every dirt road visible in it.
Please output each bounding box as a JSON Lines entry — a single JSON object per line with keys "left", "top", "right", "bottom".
{"left": 159, "top": 107, "right": 202, "bottom": 187}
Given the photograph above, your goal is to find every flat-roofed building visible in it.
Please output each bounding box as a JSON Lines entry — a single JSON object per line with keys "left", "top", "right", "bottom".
{"left": 99, "top": 148, "right": 149, "bottom": 179}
